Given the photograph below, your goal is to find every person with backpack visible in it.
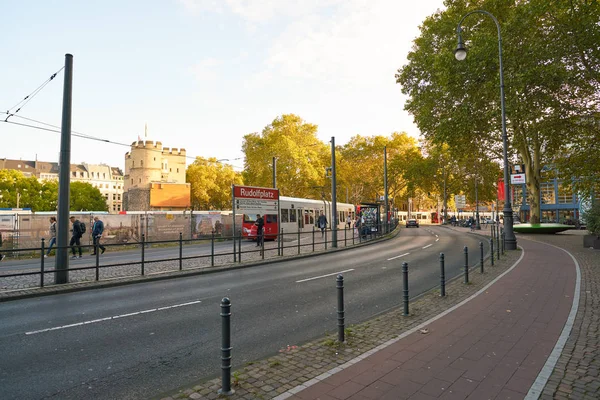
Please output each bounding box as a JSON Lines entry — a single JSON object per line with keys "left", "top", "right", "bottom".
{"left": 45, "top": 217, "right": 57, "bottom": 258}
{"left": 254, "top": 214, "right": 264, "bottom": 247}
{"left": 69, "top": 216, "right": 84, "bottom": 259}
{"left": 91, "top": 216, "right": 106, "bottom": 255}
{"left": 317, "top": 211, "right": 328, "bottom": 237}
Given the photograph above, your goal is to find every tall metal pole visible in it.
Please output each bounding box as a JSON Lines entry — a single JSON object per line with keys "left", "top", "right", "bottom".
{"left": 384, "top": 146, "right": 389, "bottom": 233}
{"left": 475, "top": 176, "right": 481, "bottom": 230}
{"left": 331, "top": 137, "right": 338, "bottom": 248}
{"left": 272, "top": 157, "right": 277, "bottom": 189}
{"left": 455, "top": 10, "right": 516, "bottom": 250}
{"left": 443, "top": 165, "right": 447, "bottom": 224}
{"left": 55, "top": 53, "right": 73, "bottom": 285}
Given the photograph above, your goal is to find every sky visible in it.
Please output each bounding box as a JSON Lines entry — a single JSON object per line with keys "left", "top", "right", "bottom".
{"left": 1, "top": 0, "right": 445, "bottom": 171}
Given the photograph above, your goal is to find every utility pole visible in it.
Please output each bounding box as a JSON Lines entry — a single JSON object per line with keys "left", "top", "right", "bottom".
{"left": 331, "top": 137, "right": 337, "bottom": 248}
{"left": 55, "top": 54, "right": 73, "bottom": 284}
{"left": 384, "top": 146, "right": 389, "bottom": 233}
{"left": 272, "top": 157, "right": 277, "bottom": 189}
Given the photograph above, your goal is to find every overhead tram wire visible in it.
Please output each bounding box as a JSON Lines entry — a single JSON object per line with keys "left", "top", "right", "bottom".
{"left": 0, "top": 112, "right": 244, "bottom": 170}
{"left": 5, "top": 66, "right": 65, "bottom": 122}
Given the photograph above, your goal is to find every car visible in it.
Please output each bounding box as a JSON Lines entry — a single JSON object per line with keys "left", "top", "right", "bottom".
{"left": 406, "top": 218, "right": 419, "bottom": 228}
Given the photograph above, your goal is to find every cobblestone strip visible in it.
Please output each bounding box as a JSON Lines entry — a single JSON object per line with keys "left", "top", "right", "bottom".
{"left": 517, "top": 234, "right": 600, "bottom": 400}
{"left": 159, "top": 248, "right": 522, "bottom": 400}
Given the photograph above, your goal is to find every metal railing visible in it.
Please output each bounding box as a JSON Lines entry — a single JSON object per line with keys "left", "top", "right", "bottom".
{"left": 0, "top": 221, "right": 398, "bottom": 290}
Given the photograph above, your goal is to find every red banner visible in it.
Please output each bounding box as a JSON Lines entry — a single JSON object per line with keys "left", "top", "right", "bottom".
{"left": 497, "top": 179, "right": 505, "bottom": 200}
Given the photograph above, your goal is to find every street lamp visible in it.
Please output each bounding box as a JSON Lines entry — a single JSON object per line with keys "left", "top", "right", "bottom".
{"left": 455, "top": 10, "right": 516, "bottom": 250}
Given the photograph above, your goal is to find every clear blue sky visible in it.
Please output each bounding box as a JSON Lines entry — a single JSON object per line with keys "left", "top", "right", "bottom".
{"left": 1, "top": 0, "right": 444, "bottom": 171}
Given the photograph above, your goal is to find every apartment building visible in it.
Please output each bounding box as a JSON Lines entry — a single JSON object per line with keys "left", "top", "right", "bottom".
{"left": 0, "top": 158, "right": 124, "bottom": 213}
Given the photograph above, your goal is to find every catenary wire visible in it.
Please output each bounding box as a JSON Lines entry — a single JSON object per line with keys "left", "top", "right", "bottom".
{"left": 0, "top": 112, "right": 244, "bottom": 169}
{"left": 5, "top": 67, "right": 65, "bottom": 121}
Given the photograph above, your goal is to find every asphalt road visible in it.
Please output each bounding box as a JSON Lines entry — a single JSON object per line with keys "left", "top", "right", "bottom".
{"left": 0, "top": 226, "right": 488, "bottom": 400}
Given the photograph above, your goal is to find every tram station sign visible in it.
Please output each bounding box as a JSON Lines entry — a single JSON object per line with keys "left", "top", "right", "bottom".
{"left": 233, "top": 185, "right": 279, "bottom": 216}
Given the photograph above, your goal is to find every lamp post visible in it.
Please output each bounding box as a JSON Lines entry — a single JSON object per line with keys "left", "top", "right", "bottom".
{"left": 475, "top": 175, "right": 481, "bottom": 230}
{"left": 455, "top": 10, "right": 516, "bottom": 250}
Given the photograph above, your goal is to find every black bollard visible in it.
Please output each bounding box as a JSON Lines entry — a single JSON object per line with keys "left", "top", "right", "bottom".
{"left": 312, "top": 226, "right": 315, "bottom": 252}
{"left": 464, "top": 246, "right": 469, "bottom": 284}
{"left": 238, "top": 231, "right": 242, "bottom": 262}
{"left": 261, "top": 228, "right": 265, "bottom": 260}
{"left": 179, "top": 232, "right": 183, "bottom": 271}
{"left": 479, "top": 241, "right": 484, "bottom": 274}
{"left": 501, "top": 230, "right": 505, "bottom": 254}
{"left": 141, "top": 234, "right": 145, "bottom": 276}
{"left": 95, "top": 242, "right": 100, "bottom": 281}
{"left": 497, "top": 229, "right": 500, "bottom": 260}
{"left": 211, "top": 230, "right": 215, "bottom": 267}
{"left": 297, "top": 229, "right": 300, "bottom": 255}
{"left": 337, "top": 274, "right": 345, "bottom": 342}
{"left": 490, "top": 238, "right": 494, "bottom": 266}
{"left": 40, "top": 238, "right": 45, "bottom": 288}
{"left": 440, "top": 253, "right": 446, "bottom": 297}
{"left": 218, "top": 298, "right": 234, "bottom": 396}
{"left": 402, "top": 262, "right": 409, "bottom": 316}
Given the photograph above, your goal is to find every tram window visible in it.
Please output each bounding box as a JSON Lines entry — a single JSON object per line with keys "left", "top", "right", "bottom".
{"left": 266, "top": 215, "right": 277, "bottom": 223}
{"left": 243, "top": 214, "right": 256, "bottom": 223}
{"left": 281, "top": 209, "right": 289, "bottom": 223}
{"left": 308, "top": 209, "right": 315, "bottom": 224}
{"left": 290, "top": 209, "right": 297, "bottom": 223}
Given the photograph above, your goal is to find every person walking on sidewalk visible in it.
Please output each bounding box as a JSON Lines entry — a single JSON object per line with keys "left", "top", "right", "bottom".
{"left": 45, "top": 217, "right": 57, "bottom": 258}
{"left": 91, "top": 216, "right": 106, "bottom": 255}
{"left": 255, "top": 214, "right": 264, "bottom": 247}
{"left": 69, "top": 216, "right": 83, "bottom": 259}
{"left": 317, "top": 211, "right": 328, "bottom": 237}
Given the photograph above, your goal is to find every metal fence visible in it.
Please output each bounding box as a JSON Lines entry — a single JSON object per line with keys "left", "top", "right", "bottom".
{"left": 0, "top": 221, "right": 398, "bottom": 291}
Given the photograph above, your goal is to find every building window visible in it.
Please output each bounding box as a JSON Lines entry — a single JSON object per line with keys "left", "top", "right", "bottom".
{"left": 177, "top": 168, "right": 179, "bottom": 173}
{"left": 113, "top": 194, "right": 116, "bottom": 200}
{"left": 138, "top": 178, "right": 141, "bottom": 183}
{"left": 133, "top": 161, "right": 135, "bottom": 167}
{"left": 557, "top": 183, "right": 573, "bottom": 204}
{"left": 141, "top": 160, "right": 144, "bottom": 167}
{"left": 170, "top": 168, "right": 172, "bottom": 172}
{"left": 131, "top": 179, "right": 133, "bottom": 184}
{"left": 513, "top": 186, "right": 525, "bottom": 205}
{"left": 72, "top": 172, "right": 76, "bottom": 177}
{"left": 103, "top": 173, "right": 106, "bottom": 178}
{"left": 540, "top": 182, "right": 555, "bottom": 205}
{"left": 118, "top": 194, "right": 121, "bottom": 200}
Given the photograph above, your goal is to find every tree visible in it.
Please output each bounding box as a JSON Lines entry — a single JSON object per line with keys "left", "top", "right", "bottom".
{"left": 70, "top": 182, "right": 108, "bottom": 211}
{"left": 396, "top": 0, "right": 598, "bottom": 223}
{"left": 337, "top": 132, "right": 424, "bottom": 207}
{"left": 0, "top": 171, "right": 105, "bottom": 211}
{"left": 186, "top": 158, "right": 244, "bottom": 210}
{"left": 242, "top": 114, "right": 330, "bottom": 198}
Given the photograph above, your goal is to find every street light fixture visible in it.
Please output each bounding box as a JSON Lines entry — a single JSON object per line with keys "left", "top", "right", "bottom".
{"left": 455, "top": 10, "right": 517, "bottom": 250}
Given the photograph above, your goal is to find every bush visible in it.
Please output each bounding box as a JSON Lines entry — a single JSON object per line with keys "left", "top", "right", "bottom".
{"left": 583, "top": 202, "right": 600, "bottom": 236}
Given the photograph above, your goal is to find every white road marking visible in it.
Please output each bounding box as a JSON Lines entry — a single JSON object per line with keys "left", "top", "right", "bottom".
{"left": 422, "top": 244, "right": 433, "bottom": 249}
{"left": 296, "top": 269, "right": 354, "bottom": 283}
{"left": 25, "top": 300, "right": 202, "bottom": 335}
{"left": 387, "top": 253, "right": 410, "bottom": 261}
{"left": 436, "top": 238, "right": 440, "bottom": 242}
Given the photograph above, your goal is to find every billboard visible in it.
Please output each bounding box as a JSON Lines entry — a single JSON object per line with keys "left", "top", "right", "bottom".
{"left": 149, "top": 183, "right": 191, "bottom": 208}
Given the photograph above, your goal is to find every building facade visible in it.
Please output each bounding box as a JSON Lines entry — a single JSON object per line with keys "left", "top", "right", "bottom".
{"left": 0, "top": 158, "right": 124, "bottom": 213}
{"left": 123, "top": 139, "right": 190, "bottom": 211}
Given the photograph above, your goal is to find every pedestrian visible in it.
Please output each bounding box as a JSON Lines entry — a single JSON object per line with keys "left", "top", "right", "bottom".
{"left": 317, "top": 211, "right": 328, "bottom": 237}
{"left": 45, "top": 217, "right": 57, "bottom": 258}
{"left": 354, "top": 215, "right": 361, "bottom": 237}
{"left": 255, "top": 214, "right": 264, "bottom": 246}
{"left": 69, "top": 216, "right": 83, "bottom": 259}
{"left": 91, "top": 216, "right": 106, "bottom": 255}
{"left": 0, "top": 231, "right": 5, "bottom": 262}
{"left": 346, "top": 214, "right": 352, "bottom": 229}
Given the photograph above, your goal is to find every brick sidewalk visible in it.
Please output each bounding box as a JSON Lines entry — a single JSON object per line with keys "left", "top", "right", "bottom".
{"left": 282, "top": 238, "right": 577, "bottom": 400}
{"left": 157, "top": 228, "right": 600, "bottom": 400}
